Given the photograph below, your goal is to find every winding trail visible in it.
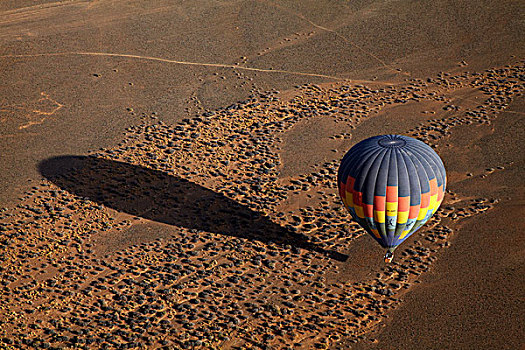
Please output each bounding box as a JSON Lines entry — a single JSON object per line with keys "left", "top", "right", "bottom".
{"left": 0, "top": 51, "right": 396, "bottom": 85}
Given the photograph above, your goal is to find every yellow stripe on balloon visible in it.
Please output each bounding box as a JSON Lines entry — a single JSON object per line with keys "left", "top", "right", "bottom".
{"left": 431, "top": 197, "right": 443, "bottom": 215}
{"left": 374, "top": 210, "right": 385, "bottom": 224}
{"left": 399, "top": 229, "right": 411, "bottom": 240}
{"left": 416, "top": 207, "right": 428, "bottom": 220}
{"left": 429, "top": 194, "right": 437, "bottom": 214}
{"left": 397, "top": 211, "right": 409, "bottom": 224}
{"left": 354, "top": 204, "right": 365, "bottom": 219}
{"left": 346, "top": 191, "right": 354, "bottom": 208}
{"left": 386, "top": 201, "right": 398, "bottom": 216}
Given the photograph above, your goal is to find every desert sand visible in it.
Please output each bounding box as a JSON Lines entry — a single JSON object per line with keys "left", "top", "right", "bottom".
{"left": 0, "top": 1, "right": 523, "bottom": 349}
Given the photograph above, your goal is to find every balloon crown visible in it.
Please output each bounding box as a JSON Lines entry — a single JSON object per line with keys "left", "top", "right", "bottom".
{"left": 377, "top": 135, "right": 407, "bottom": 148}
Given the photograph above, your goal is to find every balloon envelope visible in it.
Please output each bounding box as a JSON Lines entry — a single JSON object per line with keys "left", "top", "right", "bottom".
{"left": 337, "top": 135, "right": 446, "bottom": 251}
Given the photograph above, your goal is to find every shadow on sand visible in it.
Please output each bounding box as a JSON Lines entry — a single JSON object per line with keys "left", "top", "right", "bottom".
{"left": 39, "top": 156, "right": 347, "bottom": 261}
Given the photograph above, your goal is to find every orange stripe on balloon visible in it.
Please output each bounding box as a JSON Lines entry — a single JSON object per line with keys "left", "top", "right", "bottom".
{"left": 429, "top": 178, "right": 437, "bottom": 196}
{"left": 408, "top": 204, "right": 420, "bottom": 219}
{"left": 363, "top": 203, "right": 374, "bottom": 218}
{"left": 353, "top": 190, "right": 363, "bottom": 206}
{"left": 421, "top": 192, "right": 430, "bottom": 208}
{"left": 346, "top": 177, "right": 355, "bottom": 196}
{"left": 345, "top": 177, "right": 355, "bottom": 208}
{"left": 398, "top": 196, "right": 410, "bottom": 212}
{"left": 374, "top": 195, "right": 386, "bottom": 211}
{"left": 386, "top": 186, "right": 398, "bottom": 202}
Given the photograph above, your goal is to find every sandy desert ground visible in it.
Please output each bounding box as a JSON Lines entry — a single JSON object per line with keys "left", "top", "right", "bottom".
{"left": 0, "top": 1, "right": 524, "bottom": 349}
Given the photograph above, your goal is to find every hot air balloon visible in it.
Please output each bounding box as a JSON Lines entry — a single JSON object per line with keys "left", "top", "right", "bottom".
{"left": 337, "top": 135, "right": 446, "bottom": 262}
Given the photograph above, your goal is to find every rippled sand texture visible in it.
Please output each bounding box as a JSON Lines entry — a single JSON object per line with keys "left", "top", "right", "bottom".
{"left": 0, "top": 61, "right": 523, "bottom": 349}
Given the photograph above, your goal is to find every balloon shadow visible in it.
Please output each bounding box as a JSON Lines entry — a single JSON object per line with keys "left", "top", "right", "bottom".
{"left": 39, "top": 156, "right": 347, "bottom": 261}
